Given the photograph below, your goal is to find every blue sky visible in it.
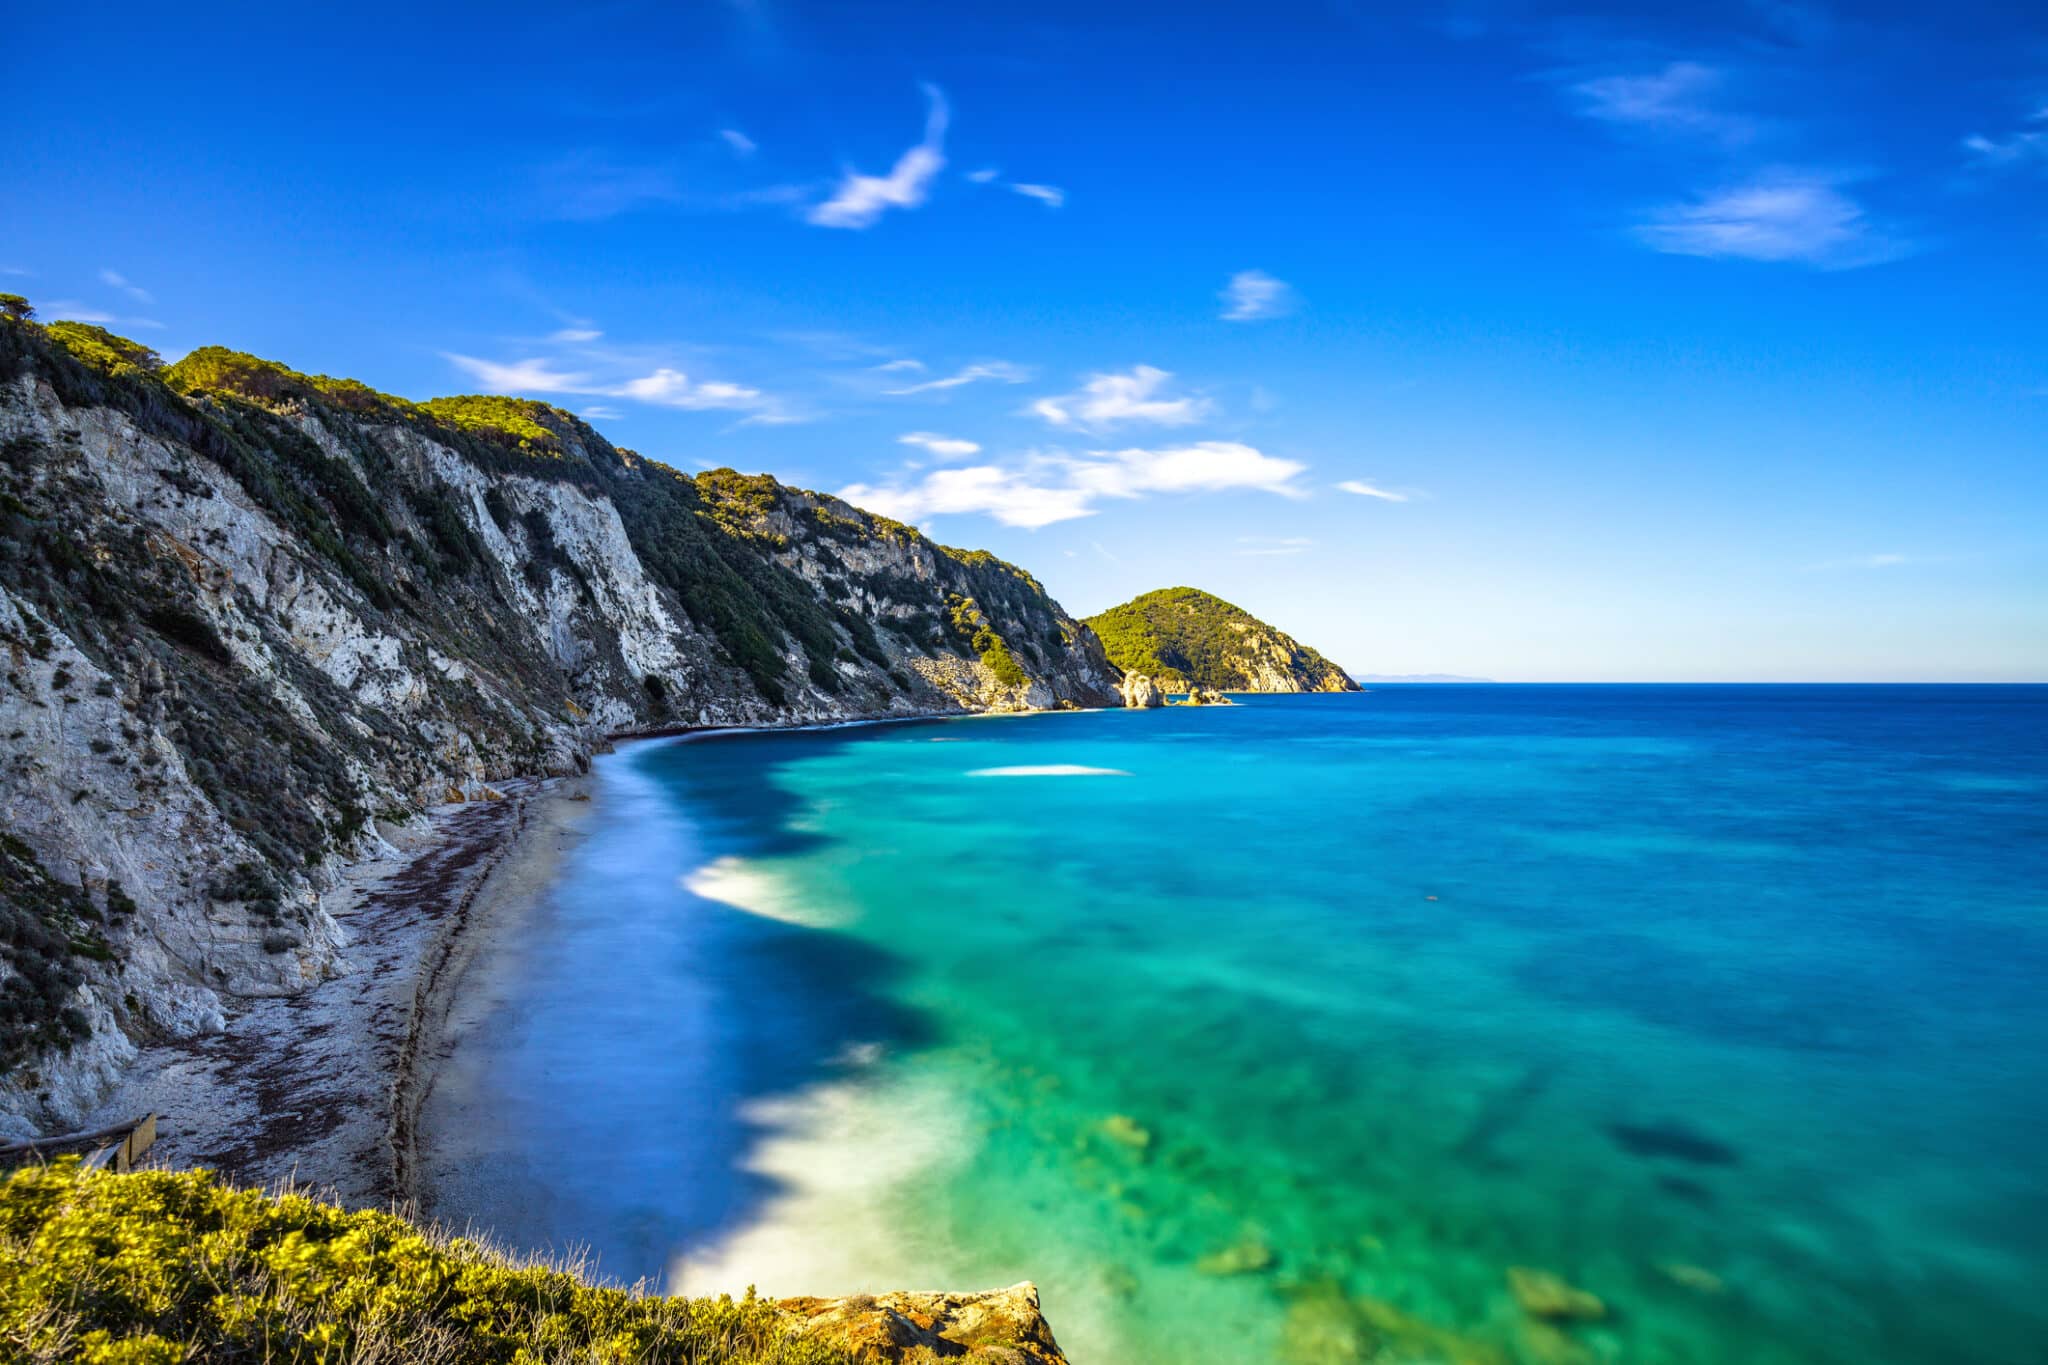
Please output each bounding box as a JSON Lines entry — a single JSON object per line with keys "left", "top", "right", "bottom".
{"left": 9, "top": 0, "right": 2046, "bottom": 680}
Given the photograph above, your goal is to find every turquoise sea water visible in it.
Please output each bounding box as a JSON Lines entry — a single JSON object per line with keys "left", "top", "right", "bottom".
{"left": 437, "top": 686, "right": 2048, "bottom": 1364}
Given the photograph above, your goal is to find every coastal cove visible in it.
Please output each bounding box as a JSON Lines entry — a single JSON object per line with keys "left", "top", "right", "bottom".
{"left": 415, "top": 686, "right": 2048, "bottom": 1365}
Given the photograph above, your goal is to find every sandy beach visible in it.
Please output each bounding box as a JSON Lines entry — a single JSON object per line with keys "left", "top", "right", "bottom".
{"left": 78, "top": 775, "right": 597, "bottom": 1209}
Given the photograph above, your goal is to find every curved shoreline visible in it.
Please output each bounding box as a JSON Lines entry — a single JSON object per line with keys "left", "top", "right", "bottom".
{"left": 75, "top": 708, "right": 1058, "bottom": 1204}
{"left": 74, "top": 781, "right": 576, "bottom": 1206}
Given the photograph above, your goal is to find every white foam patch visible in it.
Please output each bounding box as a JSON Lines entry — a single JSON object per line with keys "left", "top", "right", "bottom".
{"left": 666, "top": 1070, "right": 976, "bottom": 1298}
{"left": 966, "top": 764, "right": 1131, "bottom": 777}
{"left": 682, "top": 856, "right": 846, "bottom": 927}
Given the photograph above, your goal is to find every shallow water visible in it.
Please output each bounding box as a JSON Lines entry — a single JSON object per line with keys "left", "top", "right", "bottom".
{"left": 433, "top": 686, "right": 2048, "bottom": 1364}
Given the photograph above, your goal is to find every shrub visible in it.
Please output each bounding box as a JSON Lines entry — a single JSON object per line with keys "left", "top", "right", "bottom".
{"left": 42, "top": 323, "right": 160, "bottom": 375}
{"left": 946, "top": 595, "right": 1029, "bottom": 690}
{"left": 0, "top": 837, "right": 102, "bottom": 1069}
{"left": 0, "top": 1160, "right": 860, "bottom": 1364}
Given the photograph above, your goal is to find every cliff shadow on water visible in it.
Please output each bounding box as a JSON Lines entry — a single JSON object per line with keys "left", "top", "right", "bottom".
{"left": 422, "top": 724, "right": 948, "bottom": 1287}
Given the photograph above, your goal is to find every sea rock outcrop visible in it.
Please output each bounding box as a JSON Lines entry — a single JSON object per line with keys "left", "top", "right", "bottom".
{"left": 1178, "top": 686, "right": 1234, "bottom": 706}
{"left": 777, "top": 1283, "right": 1068, "bottom": 1363}
{"left": 1118, "top": 671, "right": 1164, "bottom": 708}
{"left": 0, "top": 317, "right": 1118, "bottom": 1132}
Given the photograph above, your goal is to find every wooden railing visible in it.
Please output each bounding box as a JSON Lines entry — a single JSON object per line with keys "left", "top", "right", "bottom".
{"left": 0, "top": 1113, "right": 158, "bottom": 1173}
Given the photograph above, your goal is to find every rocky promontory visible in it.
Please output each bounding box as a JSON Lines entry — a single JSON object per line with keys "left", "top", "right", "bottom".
{"left": 1087, "top": 586, "right": 1360, "bottom": 694}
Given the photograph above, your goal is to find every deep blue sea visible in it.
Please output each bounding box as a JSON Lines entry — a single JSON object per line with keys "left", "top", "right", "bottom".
{"left": 431, "top": 686, "right": 2048, "bottom": 1364}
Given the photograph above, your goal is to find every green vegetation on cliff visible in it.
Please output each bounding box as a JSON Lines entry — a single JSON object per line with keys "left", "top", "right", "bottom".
{"left": 1085, "top": 586, "right": 1359, "bottom": 693}
{"left": 946, "top": 595, "right": 1030, "bottom": 689}
{"left": 0, "top": 1159, "right": 860, "bottom": 1365}
{"left": 2, "top": 310, "right": 1084, "bottom": 717}
{"left": 0, "top": 838, "right": 116, "bottom": 1071}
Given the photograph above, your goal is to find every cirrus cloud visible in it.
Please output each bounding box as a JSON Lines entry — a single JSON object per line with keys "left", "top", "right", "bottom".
{"left": 1636, "top": 173, "right": 1911, "bottom": 269}
{"left": 898, "top": 431, "right": 982, "bottom": 458}
{"left": 884, "top": 360, "right": 1032, "bottom": 395}
{"left": 808, "top": 84, "right": 949, "bottom": 229}
{"left": 1220, "top": 269, "right": 1296, "bottom": 321}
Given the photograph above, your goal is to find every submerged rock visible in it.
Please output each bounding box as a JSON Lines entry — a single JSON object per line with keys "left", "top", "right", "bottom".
{"left": 1507, "top": 1266, "right": 1607, "bottom": 1322}
{"left": 1099, "top": 1263, "right": 1140, "bottom": 1300}
{"left": 1280, "top": 1282, "right": 1375, "bottom": 1363}
{"left": 1099, "top": 1113, "right": 1154, "bottom": 1152}
{"left": 1195, "top": 1236, "right": 1276, "bottom": 1276}
{"left": 776, "top": 1282, "right": 1068, "bottom": 1363}
{"left": 1518, "top": 1319, "right": 1597, "bottom": 1365}
{"left": 1354, "top": 1292, "right": 1509, "bottom": 1365}
{"left": 1658, "top": 1261, "right": 1727, "bottom": 1296}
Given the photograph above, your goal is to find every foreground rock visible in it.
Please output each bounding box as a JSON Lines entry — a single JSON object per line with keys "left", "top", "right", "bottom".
{"left": 777, "top": 1283, "right": 1069, "bottom": 1363}
{"left": 1, "top": 1158, "right": 1068, "bottom": 1365}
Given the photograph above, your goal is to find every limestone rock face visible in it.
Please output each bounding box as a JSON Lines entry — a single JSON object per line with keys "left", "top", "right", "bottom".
{"left": 1118, "top": 671, "right": 1164, "bottom": 708}
{"left": 777, "top": 1283, "right": 1068, "bottom": 1364}
{"left": 0, "top": 323, "right": 1118, "bottom": 1133}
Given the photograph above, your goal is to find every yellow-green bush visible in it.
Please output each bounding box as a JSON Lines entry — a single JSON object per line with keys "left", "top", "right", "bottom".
{"left": 0, "top": 1160, "right": 858, "bottom": 1364}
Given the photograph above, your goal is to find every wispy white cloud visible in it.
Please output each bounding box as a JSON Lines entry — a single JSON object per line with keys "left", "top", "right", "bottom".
{"left": 0, "top": 266, "right": 31, "bottom": 277}
{"left": 615, "top": 368, "right": 766, "bottom": 410}
{"left": 1636, "top": 172, "right": 1910, "bottom": 269}
{"left": 873, "top": 358, "right": 925, "bottom": 372}
{"left": 1961, "top": 102, "right": 2048, "bottom": 170}
{"left": 1571, "top": 62, "right": 1754, "bottom": 143}
{"left": 839, "top": 441, "right": 1306, "bottom": 529}
{"left": 539, "top": 155, "right": 685, "bottom": 220}
{"left": 1547, "top": 43, "right": 1922, "bottom": 272}
{"left": 808, "top": 83, "right": 949, "bottom": 229}
{"left": 42, "top": 300, "right": 164, "bottom": 330}
{"left": 99, "top": 269, "right": 153, "bottom": 304}
{"left": 443, "top": 352, "right": 775, "bottom": 414}
{"left": 1011, "top": 182, "right": 1065, "bottom": 208}
{"left": 1963, "top": 130, "right": 2048, "bottom": 167}
{"left": 1220, "top": 269, "right": 1297, "bottom": 322}
{"left": 719, "top": 128, "right": 758, "bottom": 157}
{"left": 885, "top": 360, "right": 1031, "bottom": 395}
{"left": 443, "top": 355, "right": 590, "bottom": 392}
{"left": 1070, "top": 442, "right": 1305, "bottom": 500}
{"left": 550, "top": 326, "right": 603, "bottom": 343}
{"left": 1031, "top": 365, "right": 1211, "bottom": 430}
{"left": 1337, "top": 479, "right": 1410, "bottom": 502}
{"left": 841, "top": 465, "right": 1096, "bottom": 528}
{"left": 898, "top": 431, "right": 981, "bottom": 458}
{"left": 966, "top": 167, "right": 1000, "bottom": 184}
{"left": 1236, "top": 536, "right": 1316, "bottom": 557}
{"left": 42, "top": 302, "right": 118, "bottom": 324}
{"left": 581, "top": 404, "right": 624, "bottom": 420}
